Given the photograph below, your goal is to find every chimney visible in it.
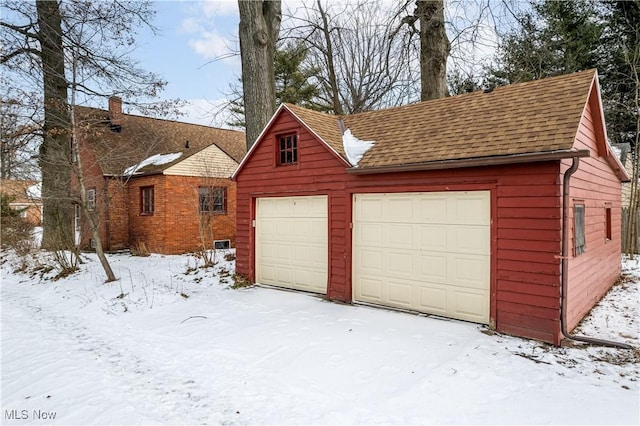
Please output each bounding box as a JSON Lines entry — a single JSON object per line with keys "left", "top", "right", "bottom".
{"left": 108, "top": 96, "right": 123, "bottom": 129}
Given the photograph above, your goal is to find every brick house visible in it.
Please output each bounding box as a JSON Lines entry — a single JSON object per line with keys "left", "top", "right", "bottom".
{"left": 74, "top": 97, "right": 246, "bottom": 254}
{"left": 233, "top": 70, "right": 629, "bottom": 344}
{"left": 0, "top": 179, "right": 42, "bottom": 225}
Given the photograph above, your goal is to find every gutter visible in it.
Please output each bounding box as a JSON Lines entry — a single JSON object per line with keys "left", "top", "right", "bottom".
{"left": 346, "top": 149, "right": 591, "bottom": 175}
{"left": 560, "top": 157, "right": 633, "bottom": 349}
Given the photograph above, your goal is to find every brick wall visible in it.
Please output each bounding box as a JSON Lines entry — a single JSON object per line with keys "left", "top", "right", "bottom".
{"left": 76, "top": 136, "right": 108, "bottom": 250}
{"left": 105, "top": 179, "right": 129, "bottom": 250}
{"left": 128, "top": 174, "right": 166, "bottom": 253}
{"left": 127, "top": 175, "right": 237, "bottom": 254}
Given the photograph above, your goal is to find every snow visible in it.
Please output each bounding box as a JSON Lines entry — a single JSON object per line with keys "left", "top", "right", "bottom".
{"left": 25, "top": 183, "right": 41, "bottom": 200}
{"left": 1, "top": 250, "right": 638, "bottom": 425}
{"left": 342, "top": 128, "right": 374, "bottom": 167}
{"left": 123, "top": 152, "right": 183, "bottom": 175}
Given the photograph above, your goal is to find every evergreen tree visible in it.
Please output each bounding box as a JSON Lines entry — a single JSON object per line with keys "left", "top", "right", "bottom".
{"left": 228, "top": 41, "right": 321, "bottom": 128}
{"left": 487, "top": 0, "right": 602, "bottom": 86}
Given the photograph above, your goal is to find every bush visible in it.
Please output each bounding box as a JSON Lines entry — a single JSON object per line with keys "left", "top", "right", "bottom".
{"left": 131, "top": 240, "right": 150, "bottom": 257}
{"left": 1, "top": 216, "right": 35, "bottom": 256}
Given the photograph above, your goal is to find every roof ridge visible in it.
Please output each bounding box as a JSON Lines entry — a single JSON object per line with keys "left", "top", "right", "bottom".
{"left": 74, "top": 105, "right": 244, "bottom": 134}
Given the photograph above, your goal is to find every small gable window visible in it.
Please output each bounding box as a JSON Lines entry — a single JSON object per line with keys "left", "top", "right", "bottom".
{"left": 199, "top": 186, "right": 227, "bottom": 214}
{"left": 141, "top": 186, "right": 154, "bottom": 215}
{"left": 278, "top": 134, "right": 298, "bottom": 165}
{"left": 574, "top": 204, "right": 585, "bottom": 255}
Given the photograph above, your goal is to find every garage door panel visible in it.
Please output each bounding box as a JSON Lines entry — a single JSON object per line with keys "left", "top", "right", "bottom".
{"left": 453, "top": 290, "right": 487, "bottom": 322}
{"left": 418, "top": 254, "right": 448, "bottom": 282}
{"left": 419, "top": 226, "right": 447, "bottom": 250}
{"left": 387, "top": 251, "right": 414, "bottom": 276}
{"left": 419, "top": 197, "right": 448, "bottom": 222}
{"left": 450, "top": 194, "right": 490, "bottom": 225}
{"left": 353, "top": 191, "right": 490, "bottom": 324}
{"left": 358, "top": 277, "right": 382, "bottom": 300}
{"left": 256, "top": 196, "right": 328, "bottom": 294}
{"left": 359, "top": 249, "right": 383, "bottom": 272}
{"left": 418, "top": 286, "right": 447, "bottom": 313}
{"left": 388, "top": 281, "right": 413, "bottom": 307}
{"left": 387, "top": 198, "right": 414, "bottom": 220}
{"left": 388, "top": 224, "right": 413, "bottom": 247}
{"left": 452, "top": 256, "right": 489, "bottom": 289}
{"left": 449, "top": 227, "right": 489, "bottom": 254}
{"left": 358, "top": 198, "right": 383, "bottom": 220}
{"left": 359, "top": 223, "right": 383, "bottom": 244}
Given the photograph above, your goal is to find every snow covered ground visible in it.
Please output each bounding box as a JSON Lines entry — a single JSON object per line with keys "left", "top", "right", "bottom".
{"left": 1, "top": 249, "right": 638, "bottom": 425}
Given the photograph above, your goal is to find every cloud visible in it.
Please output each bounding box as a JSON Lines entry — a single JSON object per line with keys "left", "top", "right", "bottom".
{"left": 188, "top": 31, "right": 233, "bottom": 61}
{"left": 180, "top": 1, "right": 239, "bottom": 65}
{"left": 200, "top": 0, "right": 238, "bottom": 17}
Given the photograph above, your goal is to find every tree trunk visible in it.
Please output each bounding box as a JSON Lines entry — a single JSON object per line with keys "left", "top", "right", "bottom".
{"left": 417, "top": 0, "right": 450, "bottom": 101}
{"left": 36, "top": 0, "right": 73, "bottom": 249}
{"left": 238, "top": 0, "right": 282, "bottom": 150}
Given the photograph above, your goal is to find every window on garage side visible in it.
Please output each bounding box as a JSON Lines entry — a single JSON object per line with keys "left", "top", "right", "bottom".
{"left": 141, "top": 186, "right": 154, "bottom": 215}
{"left": 574, "top": 204, "right": 586, "bottom": 255}
{"left": 605, "top": 206, "right": 612, "bottom": 241}
{"left": 278, "top": 134, "right": 297, "bottom": 165}
{"left": 199, "top": 186, "right": 227, "bottom": 214}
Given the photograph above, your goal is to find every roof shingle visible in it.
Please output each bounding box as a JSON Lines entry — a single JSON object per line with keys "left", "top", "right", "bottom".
{"left": 76, "top": 107, "right": 246, "bottom": 176}
{"left": 285, "top": 69, "right": 596, "bottom": 169}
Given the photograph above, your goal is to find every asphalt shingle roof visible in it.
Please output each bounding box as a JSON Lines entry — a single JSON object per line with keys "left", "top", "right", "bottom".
{"left": 284, "top": 69, "right": 596, "bottom": 169}
{"left": 76, "top": 107, "right": 246, "bottom": 176}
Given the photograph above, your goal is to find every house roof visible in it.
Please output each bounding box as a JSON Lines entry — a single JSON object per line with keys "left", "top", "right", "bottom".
{"left": 0, "top": 179, "right": 41, "bottom": 204}
{"left": 75, "top": 106, "right": 246, "bottom": 176}
{"left": 279, "top": 69, "right": 598, "bottom": 171}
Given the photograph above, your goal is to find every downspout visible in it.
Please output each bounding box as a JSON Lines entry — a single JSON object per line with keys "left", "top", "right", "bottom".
{"left": 561, "top": 157, "right": 633, "bottom": 349}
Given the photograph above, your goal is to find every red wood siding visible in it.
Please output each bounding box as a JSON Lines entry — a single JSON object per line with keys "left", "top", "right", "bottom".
{"left": 235, "top": 109, "right": 569, "bottom": 344}
{"left": 563, "top": 95, "right": 622, "bottom": 332}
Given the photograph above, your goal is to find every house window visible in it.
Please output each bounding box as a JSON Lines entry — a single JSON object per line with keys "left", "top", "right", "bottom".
{"left": 214, "top": 239, "right": 230, "bottom": 250}
{"left": 141, "top": 186, "right": 154, "bottom": 214}
{"left": 199, "top": 187, "right": 227, "bottom": 214}
{"left": 87, "top": 188, "right": 96, "bottom": 211}
{"left": 574, "top": 204, "right": 586, "bottom": 255}
{"left": 605, "top": 207, "right": 612, "bottom": 241}
{"left": 278, "top": 134, "right": 298, "bottom": 165}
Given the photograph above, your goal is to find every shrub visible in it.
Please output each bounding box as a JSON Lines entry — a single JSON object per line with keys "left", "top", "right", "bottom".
{"left": 1, "top": 216, "right": 34, "bottom": 256}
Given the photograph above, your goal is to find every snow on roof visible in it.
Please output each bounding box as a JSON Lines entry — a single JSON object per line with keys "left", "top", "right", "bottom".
{"left": 342, "top": 129, "right": 374, "bottom": 167}
{"left": 26, "top": 182, "right": 41, "bottom": 199}
{"left": 611, "top": 145, "right": 622, "bottom": 158}
{"left": 124, "top": 152, "right": 183, "bottom": 176}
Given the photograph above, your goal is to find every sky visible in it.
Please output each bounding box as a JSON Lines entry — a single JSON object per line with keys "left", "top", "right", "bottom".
{"left": 128, "top": 1, "right": 243, "bottom": 127}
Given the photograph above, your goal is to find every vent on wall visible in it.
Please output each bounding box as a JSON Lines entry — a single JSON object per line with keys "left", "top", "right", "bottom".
{"left": 214, "top": 239, "right": 230, "bottom": 250}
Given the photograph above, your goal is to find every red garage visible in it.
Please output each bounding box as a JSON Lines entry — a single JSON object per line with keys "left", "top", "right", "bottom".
{"left": 233, "top": 70, "right": 629, "bottom": 345}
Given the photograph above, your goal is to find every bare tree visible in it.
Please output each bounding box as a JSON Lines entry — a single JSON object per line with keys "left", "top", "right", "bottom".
{"left": 1, "top": 0, "right": 167, "bottom": 253}
{"left": 284, "top": 0, "right": 417, "bottom": 114}
{"left": 238, "top": 0, "right": 282, "bottom": 149}
{"left": 623, "top": 35, "right": 640, "bottom": 256}
{"left": 0, "top": 89, "right": 40, "bottom": 180}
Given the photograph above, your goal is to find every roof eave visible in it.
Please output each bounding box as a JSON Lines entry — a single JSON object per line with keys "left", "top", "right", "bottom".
{"left": 346, "top": 149, "right": 591, "bottom": 175}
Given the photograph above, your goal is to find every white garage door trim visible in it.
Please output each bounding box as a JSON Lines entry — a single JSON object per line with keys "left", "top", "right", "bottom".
{"left": 352, "top": 191, "right": 490, "bottom": 324}
{"left": 256, "top": 195, "right": 328, "bottom": 294}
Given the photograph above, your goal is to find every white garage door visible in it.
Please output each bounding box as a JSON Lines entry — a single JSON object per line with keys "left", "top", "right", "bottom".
{"left": 256, "top": 196, "right": 328, "bottom": 294}
{"left": 353, "top": 191, "right": 490, "bottom": 324}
